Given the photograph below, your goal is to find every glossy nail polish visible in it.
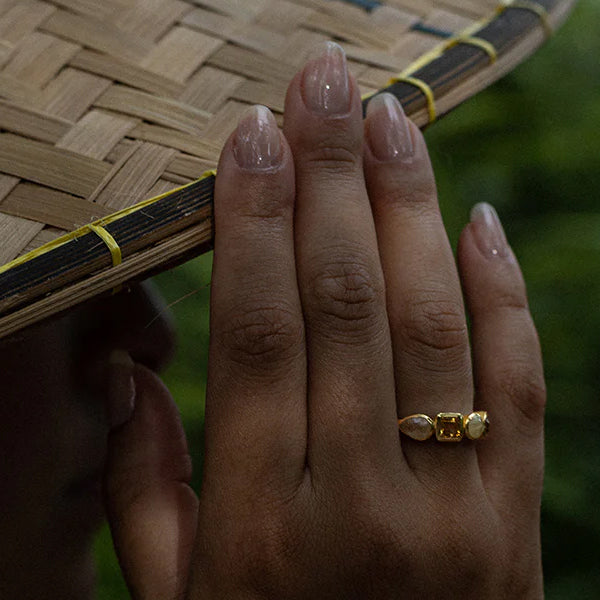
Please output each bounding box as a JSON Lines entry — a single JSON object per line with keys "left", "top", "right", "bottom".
{"left": 366, "top": 93, "right": 414, "bottom": 161}
{"left": 234, "top": 105, "right": 282, "bottom": 170}
{"left": 302, "top": 41, "right": 351, "bottom": 116}
{"left": 470, "top": 203, "right": 509, "bottom": 258}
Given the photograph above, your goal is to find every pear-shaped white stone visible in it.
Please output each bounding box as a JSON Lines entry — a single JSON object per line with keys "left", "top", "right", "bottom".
{"left": 399, "top": 414, "right": 434, "bottom": 441}
{"left": 465, "top": 412, "right": 489, "bottom": 440}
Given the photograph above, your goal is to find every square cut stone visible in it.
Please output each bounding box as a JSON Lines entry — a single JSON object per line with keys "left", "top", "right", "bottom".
{"left": 435, "top": 413, "right": 464, "bottom": 442}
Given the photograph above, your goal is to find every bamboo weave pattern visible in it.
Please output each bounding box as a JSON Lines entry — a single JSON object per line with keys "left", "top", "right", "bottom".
{"left": 0, "top": 0, "right": 576, "bottom": 337}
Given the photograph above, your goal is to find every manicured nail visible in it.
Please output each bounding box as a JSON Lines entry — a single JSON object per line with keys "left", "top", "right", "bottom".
{"left": 366, "top": 93, "right": 414, "bottom": 161}
{"left": 233, "top": 105, "right": 282, "bottom": 170}
{"left": 302, "top": 41, "right": 350, "bottom": 116}
{"left": 107, "top": 350, "right": 136, "bottom": 429}
{"left": 470, "top": 203, "right": 509, "bottom": 258}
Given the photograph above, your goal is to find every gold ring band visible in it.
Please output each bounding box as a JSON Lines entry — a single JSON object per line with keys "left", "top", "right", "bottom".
{"left": 398, "top": 412, "right": 489, "bottom": 442}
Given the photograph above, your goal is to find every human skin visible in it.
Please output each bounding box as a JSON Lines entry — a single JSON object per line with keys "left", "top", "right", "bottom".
{"left": 0, "top": 282, "right": 175, "bottom": 600}
{"left": 105, "top": 42, "right": 546, "bottom": 599}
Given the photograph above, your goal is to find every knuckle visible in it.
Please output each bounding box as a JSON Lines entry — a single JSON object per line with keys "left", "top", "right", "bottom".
{"left": 344, "top": 497, "right": 426, "bottom": 585}
{"left": 353, "top": 525, "right": 407, "bottom": 580}
{"left": 472, "top": 264, "right": 529, "bottom": 317}
{"left": 401, "top": 295, "right": 469, "bottom": 366}
{"left": 354, "top": 507, "right": 406, "bottom": 573}
{"left": 234, "top": 180, "right": 292, "bottom": 225}
{"left": 424, "top": 506, "right": 498, "bottom": 588}
{"left": 495, "top": 363, "right": 546, "bottom": 423}
{"left": 236, "top": 203, "right": 288, "bottom": 227}
{"left": 236, "top": 510, "right": 299, "bottom": 595}
{"left": 381, "top": 178, "right": 438, "bottom": 210}
{"left": 301, "top": 141, "right": 360, "bottom": 178}
{"left": 307, "top": 254, "right": 384, "bottom": 341}
{"left": 219, "top": 301, "right": 303, "bottom": 373}
{"left": 489, "top": 287, "right": 529, "bottom": 314}
{"left": 106, "top": 475, "right": 154, "bottom": 526}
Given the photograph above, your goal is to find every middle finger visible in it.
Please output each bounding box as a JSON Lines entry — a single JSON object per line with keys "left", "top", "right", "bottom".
{"left": 283, "top": 43, "right": 403, "bottom": 480}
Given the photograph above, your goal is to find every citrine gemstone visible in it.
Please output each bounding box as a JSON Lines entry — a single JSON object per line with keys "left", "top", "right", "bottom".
{"left": 435, "top": 413, "right": 464, "bottom": 442}
{"left": 465, "top": 411, "right": 489, "bottom": 440}
{"left": 398, "top": 414, "right": 434, "bottom": 441}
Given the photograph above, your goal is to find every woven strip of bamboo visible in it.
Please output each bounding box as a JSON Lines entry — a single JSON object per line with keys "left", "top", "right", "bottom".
{"left": 0, "top": 0, "right": 577, "bottom": 338}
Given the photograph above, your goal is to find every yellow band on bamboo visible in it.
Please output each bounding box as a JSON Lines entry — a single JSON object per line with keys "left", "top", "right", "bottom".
{"left": 387, "top": 76, "right": 437, "bottom": 125}
{"left": 88, "top": 224, "right": 122, "bottom": 268}
{"left": 498, "top": 0, "right": 553, "bottom": 39}
{"left": 88, "top": 224, "right": 122, "bottom": 294}
{"left": 0, "top": 169, "right": 218, "bottom": 277}
{"left": 445, "top": 35, "right": 498, "bottom": 64}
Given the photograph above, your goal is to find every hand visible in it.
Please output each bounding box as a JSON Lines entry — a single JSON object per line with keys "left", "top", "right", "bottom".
{"left": 104, "top": 42, "right": 545, "bottom": 599}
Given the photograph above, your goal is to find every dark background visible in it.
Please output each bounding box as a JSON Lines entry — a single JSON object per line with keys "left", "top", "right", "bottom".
{"left": 96, "top": 1, "right": 600, "bottom": 596}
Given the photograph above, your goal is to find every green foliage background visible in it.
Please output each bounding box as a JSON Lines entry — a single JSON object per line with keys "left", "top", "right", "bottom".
{"left": 95, "top": 1, "right": 600, "bottom": 596}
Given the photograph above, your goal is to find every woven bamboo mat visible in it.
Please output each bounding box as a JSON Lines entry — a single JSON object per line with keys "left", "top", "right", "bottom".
{"left": 0, "top": 0, "right": 577, "bottom": 337}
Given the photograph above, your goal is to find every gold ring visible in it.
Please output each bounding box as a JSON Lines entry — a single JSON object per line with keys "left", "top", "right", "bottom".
{"left": 398, "top": 412, "right": 489, "bottom": 442}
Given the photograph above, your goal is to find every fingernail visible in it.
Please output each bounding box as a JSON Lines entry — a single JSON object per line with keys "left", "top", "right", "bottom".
{"left": 470, "top": 203, "right": 509, "bottom": 258}
{"left": 107, "top": 350, "right": 136, "bottom": 429}
{"left": 366, "top": 93, "right": 414, "bottom": 161}
{"left": 233, "top": 105, "right": 282, "bottom": 170}
{"left": 302, "top": 41, "right": 350, "bottom": 116}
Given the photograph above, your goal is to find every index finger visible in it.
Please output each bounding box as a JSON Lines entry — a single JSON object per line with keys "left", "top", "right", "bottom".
{"left": 205, "top": 106, "right": 307, "bottom": 495}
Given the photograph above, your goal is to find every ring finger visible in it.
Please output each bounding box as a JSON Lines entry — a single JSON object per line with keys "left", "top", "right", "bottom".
{"left": 364, "top": 93, "right": 477, "bottom": 475}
